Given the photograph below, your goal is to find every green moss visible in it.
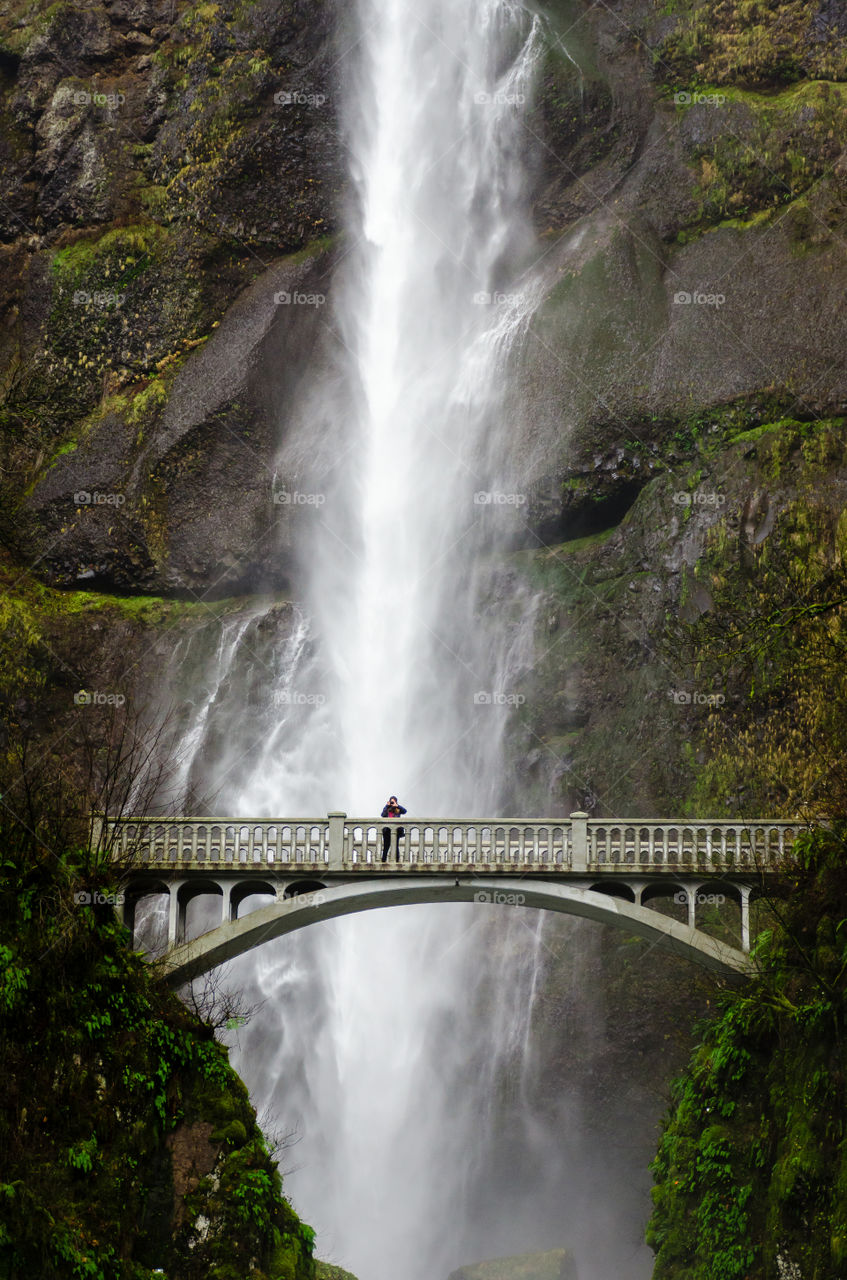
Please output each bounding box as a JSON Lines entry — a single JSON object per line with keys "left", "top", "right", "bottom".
{"left": 677, "top": 82, "right": 847, "bottom": 231}
{"left": 126, "top": 378, "right": 169, "bottom": 426}
{"left": 211, "top": 1118, "right": 248, "bottom": 1147}
{"left": 653, "top": 0, "right": 847, "bottom": 88}
{"left": 547, "top": 527, "right": 618, "bottom": 556}
{"left": 51, "top": 225, "right": 167, "bottom": 279}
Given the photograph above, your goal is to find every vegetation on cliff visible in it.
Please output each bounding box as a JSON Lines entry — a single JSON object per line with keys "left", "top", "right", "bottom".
{"left": 0, "top": 726, "right": 325, "bottom": 1280}
{"left": 647, "top": 824, "right": 847, "bottom": 1279}
{"left": 668, "top": 417, "right": 847, "bottom": 819}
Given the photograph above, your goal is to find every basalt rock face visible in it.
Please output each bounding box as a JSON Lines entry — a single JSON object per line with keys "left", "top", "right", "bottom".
{"left": 2, "top": 1, "right": 845, "bottom": 633}
{"left": 1, "top": 0, "right": 341, "bottom": 597}
{"left": 19, "top": 245, "right": 336, "bottom": 595}
{"left": 480, "top": 0, "right": 847, "bottom": 818}
{"left": 507, "top": 0, "right": 847, "bottom": 545}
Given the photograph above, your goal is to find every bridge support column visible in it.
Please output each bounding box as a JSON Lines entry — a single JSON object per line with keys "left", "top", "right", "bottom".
{"left": 686, "top": 884, "right": 696, "bottom": 931}
{"left": 740, "top": 885, "right": 751, "bottom": 952}
{"left": 221, "top": 881, "right": 233, "bottom": 927}
{"left": 570, "top": 811, "right": 588, "bottom": 872}
{"left": 328, "top": 811, "right": 346, "bottom": 863}
{"left": 167, "top": 882, "right": 186, "bottom": 949}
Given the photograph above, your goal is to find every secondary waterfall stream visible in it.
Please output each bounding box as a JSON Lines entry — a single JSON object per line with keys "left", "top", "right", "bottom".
{"left": 159, "top": 2, "right": 655, "bottom": 1278}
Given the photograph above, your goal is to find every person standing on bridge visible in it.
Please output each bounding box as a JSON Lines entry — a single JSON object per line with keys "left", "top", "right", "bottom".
{"left": 381, "top": 796, "right": 407, "bottom": 862}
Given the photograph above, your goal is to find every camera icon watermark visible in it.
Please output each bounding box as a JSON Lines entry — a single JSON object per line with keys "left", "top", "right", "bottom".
{"left": 473, "top": 888, "right": 526, "bottom": 906}
{"left": 473, "top": 90, "right": 526, "bottom": 106}
{"left": 473, "top": 690, "right": 526, "bottom": 706}
{"left": 74, "top": 690, "right": 127, "bottom": 707}
{"left": 273, "top": 490, "right": 326, "bottom": 507}
{"left": 72, "top": 289, "right": 125, "bottom": 308}
{"left": 473, "top": 491, "right": 527, "bottom": 506}
{"left": 472, "top": 290, "right": 521, "bottom": 306}
{"left": 673, "top": 91, "right": 726, "bottom": 107}
{"left": 273, "top": 90, "right": 327, "bottom": 107}
{"left": 673, "top": 290, "right": 726, "bottom": 308}
{"left": 672, "top": 490, "right": 726, "bottom": 508}
{"left": 74, "top": 490, "right": 125, "bottom": 506}
{"left": 668, "top": 690, "right": 725, "bottom": 707}
{"left": 273, "top": 690, "right": 327, "bottom": 707}
{"left": 73, "top": 89, "right": 126, "bottom": 110}
{"left": 273, "top": 290, "right": 326, "bottom": 307}
{"left": 74, "top": 890, "right": 126, "bottom": 906}
{"left": 673, "top": 890, "right": 726, "bottom": 906}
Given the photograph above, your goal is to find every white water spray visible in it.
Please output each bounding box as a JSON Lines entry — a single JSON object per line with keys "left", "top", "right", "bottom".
{"left": 157, "top": 3, "right": 656, "bottom": 1278}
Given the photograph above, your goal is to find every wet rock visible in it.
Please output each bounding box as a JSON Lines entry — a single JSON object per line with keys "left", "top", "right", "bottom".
{"left": 448, "top": 1247, "right": 577, "bottom": 1280}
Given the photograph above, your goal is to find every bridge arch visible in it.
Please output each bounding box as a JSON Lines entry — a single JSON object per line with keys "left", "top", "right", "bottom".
{"left": 154, "top": 877, "right": 754, "bottom": 987}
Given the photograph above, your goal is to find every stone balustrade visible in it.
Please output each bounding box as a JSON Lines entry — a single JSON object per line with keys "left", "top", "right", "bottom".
{"left": 104, "top": 812, "right": 799, "bottom": 875}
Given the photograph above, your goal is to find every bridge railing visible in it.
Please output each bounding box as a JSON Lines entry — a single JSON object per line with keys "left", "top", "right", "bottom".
{"left": 588, "top": 821, "right": 798, "bottom": 870}
{"left": 105, "top": 813, "right": 801, "bottom": 874}
{"left": 341, "top": 819, "right": 571, "bottom": 866}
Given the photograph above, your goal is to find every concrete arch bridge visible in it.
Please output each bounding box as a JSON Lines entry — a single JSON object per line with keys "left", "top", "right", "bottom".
{"left": 105, "top": 812, "right": 802, "bottom": 987}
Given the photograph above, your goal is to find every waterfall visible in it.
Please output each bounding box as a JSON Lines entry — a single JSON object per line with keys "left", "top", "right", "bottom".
{"left": 157, "top": 2, "right": 653, "bottom": 1278}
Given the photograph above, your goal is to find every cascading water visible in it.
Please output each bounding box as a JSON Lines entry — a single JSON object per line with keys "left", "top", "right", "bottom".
{"left": 158, "top": 3, "right": 656, "bottom": 1278}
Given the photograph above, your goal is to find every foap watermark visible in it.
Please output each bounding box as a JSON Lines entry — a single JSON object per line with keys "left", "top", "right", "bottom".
{"left": 474, "top": 690, "right": 526, "bottom": 706}
{"left": 273, "top": 690, "right": 327, "bottom": 707}
{"left": 673, "top": 290, "right": 726, "bottom": 309}
{"left": 474, "top": 490, "right": 527, "bottom": 506}
{"left": 74, "top": 690, "right": 126, "bottom": 707}
{"left": 668, "top": 690, "right": 725, "bottom": 707}
{"left": 273, "top": 290, "right": 326, "bottom": 307}
{"left": 72, "top": 289, "right": 125, "bottom": 308}
{"left": 299, "top": 889, "right": 328, "bottom": 907}
{"left": 74, "top": 490, "right": 125, "bottom": 506}
{"left": 273, "top": 90, "right": 327, "bottom": 107}
{"left": 474, "top": 888, "right": 526, "bottom": 906}
{"left": 672, "top": 490, "right": 726, "bottom": 508}
{"left": 674, "top": 91, "right": 726, "bottom": 107}
{"left": 674, "top": 890, "right": 726, "bottom": 906}
{"left": 474, "top": 90, "right": 526, "bottom": 107}
{"left": 74, "top": 890, "right": 126, "bottom": 906}
{"left": 73, "top": 89, "right": 126, "bottom": 110}
{"left": 273, "top": 490, "right": 326, "bottom": 507}
{"left": 472, "top": 290, "right": 521, "bottom": 306}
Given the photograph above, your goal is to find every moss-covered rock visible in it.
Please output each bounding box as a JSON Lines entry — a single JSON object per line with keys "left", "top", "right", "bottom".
{"left": 448, "top": 1249, "right": 577, "bottom": 1280}
{"left": 0, "top": 829, "right": 319, "bottom": 1280}
{"left": 500, "top": 410, "right": 847, "bottom": 816}
{"left": 647, "top": 825, "right": 847, "bottom": 1279}
{"left": 653, "top": 0, "right": 847, "bottom": 89}
{"left": 315, "top": 1264, "right": 359, "bottom": 1280}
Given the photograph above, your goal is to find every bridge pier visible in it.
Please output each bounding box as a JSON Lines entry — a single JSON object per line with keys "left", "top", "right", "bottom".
{"left": 740, "top": 884, "right": 751, "bottom": 953}
{"left": 168, "top": 881, "right": 182, "bottom": 949}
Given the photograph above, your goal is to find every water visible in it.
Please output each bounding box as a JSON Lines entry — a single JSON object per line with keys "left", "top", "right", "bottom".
{"left": 160, "top": 2, "right": 655, "bottom": 1277}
